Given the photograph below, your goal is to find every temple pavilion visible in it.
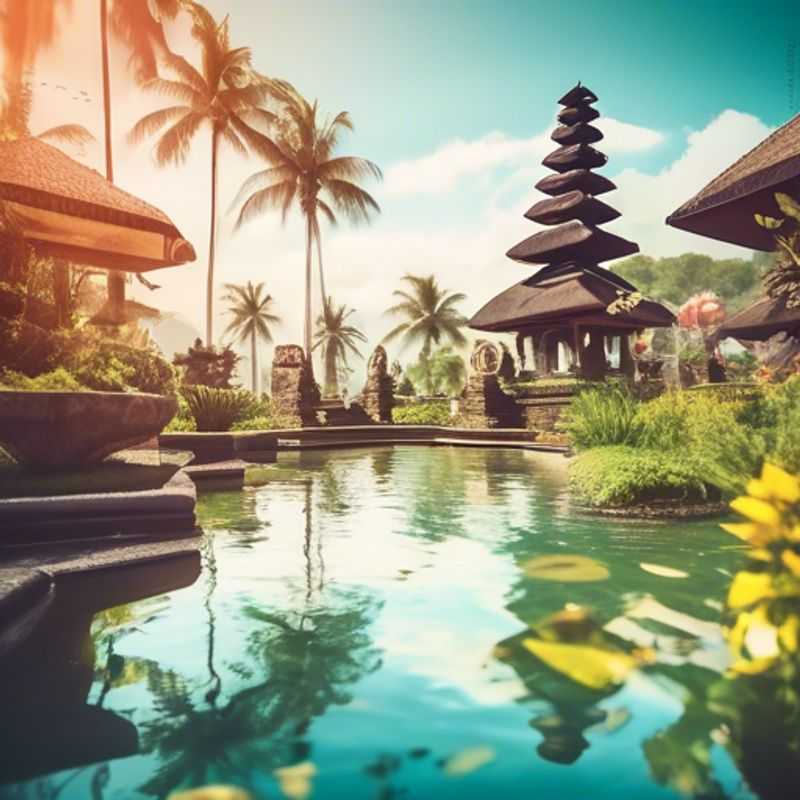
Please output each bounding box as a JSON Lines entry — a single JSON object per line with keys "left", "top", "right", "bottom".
{"left": 470, "top": 84, "right": 675, "bottom": 380}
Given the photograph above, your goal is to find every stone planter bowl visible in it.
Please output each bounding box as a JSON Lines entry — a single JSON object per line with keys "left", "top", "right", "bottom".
{"left": 0, "top": 391, "right": 177, "bottom": 469}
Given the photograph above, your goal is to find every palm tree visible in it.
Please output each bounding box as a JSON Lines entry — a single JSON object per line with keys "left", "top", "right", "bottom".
{"left": 222, "top": 281, "right": 279, "bottom": 393}
{"left": 312, "top": 297, "right": 366, "bottom": 398}
{"left": 233, "top": 91, "right": 381, "bottom": 365}
{"left": 109, "top": 0, "right": 183, "bottom": 84}
{"left": 382, "top": 274, "right": 468, "bottom": 361}
{"left": 129, "top": 2, "right": 282, "bottom": 346}
{"left": 0, "top": 1, "right": 93, "bottom": 145}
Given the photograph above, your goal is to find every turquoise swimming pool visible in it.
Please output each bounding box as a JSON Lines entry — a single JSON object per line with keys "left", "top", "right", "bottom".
{"left": 1, "top": 446, "right": 792, "bottom": 799}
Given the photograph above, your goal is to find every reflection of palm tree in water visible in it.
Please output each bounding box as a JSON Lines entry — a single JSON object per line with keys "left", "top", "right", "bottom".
{"left": 303, "top": 479, "right": 325, "bottom": 601}
{"left": 138, "top": 585, "right": 381, "bottom": 796}
{"left": 202, "top": 533, "right": 222, "bottom": 707}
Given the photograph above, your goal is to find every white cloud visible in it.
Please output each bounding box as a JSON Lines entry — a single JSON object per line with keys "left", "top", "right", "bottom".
{"left": 611, "top": 109, "right": 772, "bottom": 257}
{"left": 384, "top": 118, "right": 665, "bottom": 196}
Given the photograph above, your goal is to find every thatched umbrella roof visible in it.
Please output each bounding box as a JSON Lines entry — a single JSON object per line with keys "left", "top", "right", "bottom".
{"left": 718, "top": 295, "right": 800, "bottom": 341}
{"left": 469, "top": 264, "right": 675, "bottom": 333}
{"left": 0, "top": 137, "right": 196, "bottom": 271}
{"left": 666, "top": 113, "right": 800, "bottom": 250}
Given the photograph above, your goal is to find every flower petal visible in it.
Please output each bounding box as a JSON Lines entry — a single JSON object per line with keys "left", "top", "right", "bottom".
{"left": 730, "top": 497, "right": 781, "bottom": 527}
{"left": 762, "top": 463, "right": 800, "bottom": 503}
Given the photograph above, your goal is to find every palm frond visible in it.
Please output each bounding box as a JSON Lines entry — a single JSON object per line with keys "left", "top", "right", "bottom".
{"left": 323, "top": 179, "right": 380, "bottom": 224}
{"left": 128, "top": 105, "right": 191, "bottom": 145}
{"left": 318, "top": 156, "right": 382, "bottom": 183}
{"left": 36, "top": 123, "right": 95, "bottom": 146}
{"left": 235, "top": 180, "right": 297, "bottom": 228}
{"left": 154, "top": 111, "right": 206, "bottom": 165}
{"left": 141, "top": 77, "right": 204, "bottom": 106}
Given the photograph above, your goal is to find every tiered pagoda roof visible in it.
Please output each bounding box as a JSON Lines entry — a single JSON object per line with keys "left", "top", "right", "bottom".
{"left": 470, "top": 83, "right": 674, "bottom": 334}
{"left": 505, "top": 84, "right": 638, "bottom": 267}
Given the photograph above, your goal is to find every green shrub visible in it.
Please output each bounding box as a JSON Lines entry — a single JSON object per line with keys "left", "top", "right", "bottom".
{"left": 569, "top": 446, "right": 710, "bottom": 507}
{"left": 392, "top": 401, "right": 451, "bottom": 426}
{"left": 764, "top": 376, "right": 800, "bottom": 473}
{"left": 181, "top": 385, "right": 259, "bottom": 432}
{"left": 230, "top": 397, "right": 301, "bottom": 431}
{"left": 560, "top": 385, "right": 642, "bottom": 450}
{"left": 0, "top": 367, "right": 87, "bottom": 392}
{"left": 634, "top": 391, "right": 689, "bottom": 450}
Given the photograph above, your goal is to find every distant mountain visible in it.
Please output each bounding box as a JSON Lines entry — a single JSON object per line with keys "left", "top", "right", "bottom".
{"left": 141, "top": 313, "right": 202, "bottom": 361}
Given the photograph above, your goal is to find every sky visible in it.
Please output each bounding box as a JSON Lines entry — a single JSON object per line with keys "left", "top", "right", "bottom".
{"left": 15, "top": 0, "right": 800, "bottom": 380}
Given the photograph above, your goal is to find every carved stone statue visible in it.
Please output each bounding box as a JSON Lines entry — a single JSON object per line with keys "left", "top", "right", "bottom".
{"left": 361, "top": 345, "right": 394, "bottom": 423}
{"left": 470, "top": 340, "right": 502, "bottom": 375}
{"left": 271, "top": 344, "right": 318, "bottom": 426}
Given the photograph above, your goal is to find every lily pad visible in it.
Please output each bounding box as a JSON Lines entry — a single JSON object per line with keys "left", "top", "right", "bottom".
{"left": 639, "top": 563, "right": 689, "bottom": 579}
{"left": 522, "top": 554, "right": 609, "bottom": 582}
{"left": 442, "top": 746, "right": 495, "bottom": 777}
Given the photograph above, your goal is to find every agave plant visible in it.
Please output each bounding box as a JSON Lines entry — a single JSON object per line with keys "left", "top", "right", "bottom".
{"left": 181, "top": 385, "right": 258, "bottom": 432}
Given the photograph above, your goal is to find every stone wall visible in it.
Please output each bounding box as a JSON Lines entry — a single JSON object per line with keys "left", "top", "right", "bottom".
{"left": 270, "top": 345, "right": 319, "bottom": 427}
{"left": 517, "top": 397, "right": 573, "bottom": 432}
{"left": 461, "top": 342, "right": 522, "bottom": 428}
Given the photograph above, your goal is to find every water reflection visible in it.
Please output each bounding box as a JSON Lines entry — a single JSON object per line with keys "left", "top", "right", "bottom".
{"left": 3, "top": 447, "right": 797, "bottom": 799}
{"left": 0, "top": 555, "right": 201, "bottom": 791}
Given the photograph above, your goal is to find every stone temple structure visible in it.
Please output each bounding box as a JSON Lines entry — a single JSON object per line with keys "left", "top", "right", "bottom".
{"left": 470, "top": 83, "right": 674, "bottom": 382}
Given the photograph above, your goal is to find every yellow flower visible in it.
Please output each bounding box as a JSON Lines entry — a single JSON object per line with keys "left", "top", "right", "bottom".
{"left": 782, "top": 549, "right": 800, "bottom": 576}
{"left": 760, "top": 463, "right": 800, "bottom": 504}
{"left": 729, "top": 496, "right": 781, "bottom": 527}
{"left": 728, "top": 572, "right": 776, "bottom": 608}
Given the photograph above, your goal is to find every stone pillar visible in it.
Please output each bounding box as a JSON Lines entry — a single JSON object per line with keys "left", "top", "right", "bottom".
{"left": 462, "top": 341, "right": 522, "bottom": 428}
{"left": 271, "top": 345, "right": 318, "bottom": 427}
{"left": 619, "top": 334, "right": 635, "bottom": 378}
{"left": 580, "top": 330, "right": 607, "bottom": 380}
{"left": 361, "top": 345, "right": 394, "bottom": 423}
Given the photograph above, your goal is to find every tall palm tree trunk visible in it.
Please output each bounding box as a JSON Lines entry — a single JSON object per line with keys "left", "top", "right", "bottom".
{"left": 251, "top": 327, "right": 258, "bottom": 393}
{"left": 315, "top": 223, "right": 327, "bottom": 309}
{"left": 100, "top": 0, "right": 126, "bottom": 323}
{"left": 206, "top": 126, "right": 219, "bottom": 346}
{"left": 303, "top": 213, "right": 313, "bottom": 363}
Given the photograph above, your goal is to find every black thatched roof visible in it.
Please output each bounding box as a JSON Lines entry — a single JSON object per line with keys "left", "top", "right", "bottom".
{"left": 536, "top": 169, "right": 616, "bottom": 197}
{"left": 473, "top": 83, "right": 662, "bottom": 335}
{"left": 718, "top": 295, "right": 800, "bottom": 341}
{"left": 469, "top": 264, "right": 675, "bottom": 333}
{"left": 525, "top": 191, "right": 620, "bottom": 226}
{"left": 542, "top": 143, "right": 607, "bottom": 173}
{"left": 666, "top": 113, "right": 800, "bottom": 251}
{"left": 506, "top": 220, "right": 639, "bottom": 265}
{"left": 551, "top": 122, "right": 604, "bottom": 146}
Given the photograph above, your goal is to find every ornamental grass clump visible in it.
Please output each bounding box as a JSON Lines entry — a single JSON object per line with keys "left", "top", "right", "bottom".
{"left": 181, "top": 385, "right": 259, "bottom": 432}
{"left": 560, "top": 385, "right": 642, "bottom": 451}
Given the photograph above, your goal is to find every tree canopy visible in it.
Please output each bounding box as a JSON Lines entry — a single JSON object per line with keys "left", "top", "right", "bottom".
{"left": 613, "top": 252, "right": 771, "bottom": 311}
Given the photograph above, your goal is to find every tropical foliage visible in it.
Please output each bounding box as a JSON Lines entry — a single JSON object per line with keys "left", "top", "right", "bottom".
{"left": 565, "top": 378, "right": 800, "bottom": 506}
{"left": 222, "top": 281, "right": 279, "bottom": 393}
{"left": 406, "top": 346, "right": 466, "bottom": 396}
{"left": 312, "top": 296, "right": 366, "bottom": 397}
{"left": 392, "top": 401, "right": 451, "bottom": 426}
{"left": 180, "top": 384, "right": 259, "bottom": 431}
{"left": 129, "top": 2, "right": 283, "bottom": 345}
{"left": 754, "top": 191, "right": 800, "bottom": 307}
{"left": 383, "top": 274, "right": 468, "bottom": 361}
{"left": 233, "top": 91, "right": 381, "bottom": 361}
{"left": 614, "top": 252, "right": 765, "bottom": 310}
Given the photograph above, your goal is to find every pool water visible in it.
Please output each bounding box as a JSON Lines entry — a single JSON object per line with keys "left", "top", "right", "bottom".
{"left": 0, "top": 446, "right": 792, "bottom": 799}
